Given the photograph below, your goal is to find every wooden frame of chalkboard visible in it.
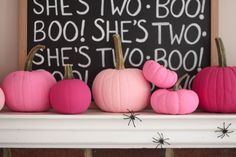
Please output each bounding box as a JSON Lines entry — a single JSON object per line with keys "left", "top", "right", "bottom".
{"left": 18, "top": 0, "right": 219, "bottom": 88}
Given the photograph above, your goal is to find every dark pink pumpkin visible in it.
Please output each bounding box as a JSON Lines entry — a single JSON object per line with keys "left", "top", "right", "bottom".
{"left": 50, "top": 65, "right": 91, "bottom": 114}
{"left": 192, "top": 38, "right": 236, "bottom": 113}
{"left": 2, "top": 45, "right": 56, "bottom": 112}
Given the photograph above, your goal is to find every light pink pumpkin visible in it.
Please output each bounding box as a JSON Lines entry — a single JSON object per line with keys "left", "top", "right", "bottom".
{"left": 143, "top": 60, "right": 177, "bottom": 88}
{"left": 92, "top": 34, "right": 151, "bottom": 113}
{"left": 2, "top": 45, "right": 56, "bottom": 112}
{"left": 0, "top": 88, "right": 5, "bottom": 110}
{"left": 151, "top": 74, "right": 199, "bottom": 115}
{"left": 50, "top": 65, "right": 91, "bottom": 114}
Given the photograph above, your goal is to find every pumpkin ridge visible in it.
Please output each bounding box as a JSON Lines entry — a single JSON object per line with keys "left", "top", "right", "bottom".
{"left": 176, "top": 91, "right": 181, "bottom": 114}
{"left": 153, "top": 65, "right": 163, "bottom": 85}
{"left": 110, "top": 70, "right": 116, "bottom": 112}
{"left": 202, "top": 69, "right": 211, "bottom": 111}
{"left": 229, "top": 67, "right": 236, "bottom": 110}
{"left": 160, "top": 68, "right": 169, "bottom": 87}
{"left": 99, "top": 72, "right": 108, "bottom": 111}
{"left": 22, "top": 73, "right": 27, "bottom": 111}
{"left": 118, "top": 71, "right": 121, "bottom": 112}
{"left": 215, "top": 68, "right": 220, "bottom": 112}
{"left": 213, "top": 69, "right": 219, "bottom": 111}
{"left": 222, "top": 69, "right": 226, "bottom": 112}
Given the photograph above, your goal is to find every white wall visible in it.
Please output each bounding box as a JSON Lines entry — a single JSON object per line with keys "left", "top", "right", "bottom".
{"left": 219, "top": 0, "right": 236, "bottom": 66}
{"left": 0, "top": 0, "right": 18, "bottom": 83}
{"left": 0, "top": 0, "right": 235, "bottom": 82}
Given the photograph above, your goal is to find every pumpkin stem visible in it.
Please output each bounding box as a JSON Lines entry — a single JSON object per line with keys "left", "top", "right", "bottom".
{"left": 113, "top": 34, "right": 125, "bottom": 70}
{"left": 24, "top": 45, "right": 46, "bottom": 71}
{"left": 215, "top": 37, "right": 227, "bottom": 67}
{"left": 173, "top": 74, "right": 189, "bottom": 91}
{"left": 64, "top": 64, "right": 74, "bottom": 80}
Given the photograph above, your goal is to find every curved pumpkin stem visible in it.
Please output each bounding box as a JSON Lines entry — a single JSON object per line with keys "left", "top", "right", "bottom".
{"left": 24, "top": 45, "right": 46, "bottom": 71}
{"left": 215, "top": 37, "right": 227, "bottom": 67}
{"left": 173, "top": 74, "right": 189, "bottom": 91}
{"left": 64, "top": 64, "right": 74, "bottom": 80}
{"left": 113, "top": 34, "right": 125, "bottom": 70}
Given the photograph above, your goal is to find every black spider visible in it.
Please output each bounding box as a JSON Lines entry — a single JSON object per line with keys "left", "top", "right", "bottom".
{"left": 152, "top": 132, "right": 170, "bottom": 148}
{"left": 215, "top": 122, "right": 234, "bottom": 138}
{"left": 123, "top": 110, "right": 142, "bottom": 127}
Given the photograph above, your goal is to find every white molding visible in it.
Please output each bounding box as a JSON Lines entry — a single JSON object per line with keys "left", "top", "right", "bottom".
{"left": 0, "top": 110, "right": 235, "bottom": 148}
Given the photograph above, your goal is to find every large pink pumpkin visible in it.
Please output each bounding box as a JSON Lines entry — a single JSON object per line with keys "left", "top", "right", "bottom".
{"left": 50, "top": 65, "right": 91, "bottom": 114}
{"left": 92, "top": 34, "right": 151, "bottom": 113}
{"left": 193, "top": 38, "right": 236, "bottom": 113}
{"left": 2, "top": 45, "right": 56, "bottom": 112}
{"left": 143, "top": 60, "right": 177, "bottom": 88}
{"left": 151, "top": 74, "right": 199, "bottom": 115}
{"left": 0, "top": 88, "right": 5, "bottom": 110}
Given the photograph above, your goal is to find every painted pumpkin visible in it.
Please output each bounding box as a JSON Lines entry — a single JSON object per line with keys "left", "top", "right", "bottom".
{"left": 192, "top": 38, "right": 236, "bottom": 113}
{"left": 151, "top": 74, "right": 199, "bottom": 114}
{"left": 0, "top": 88, "right": 5, "bottom": 111}
{"left": 143, "top": 60, "right": 177, "bottom": 88}
{"left": 50, "top": 65, "right": 91, "bottom": 114}
{"left": 92, "top": 34, "right": 151, "bottom": 113}
{"left": 2, "top": 45, "right": 56, "bottom": 112}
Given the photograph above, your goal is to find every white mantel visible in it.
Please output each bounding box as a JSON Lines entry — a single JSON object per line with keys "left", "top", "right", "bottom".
{"left": 0, "top": 110, "right": 235, "bottom": 148}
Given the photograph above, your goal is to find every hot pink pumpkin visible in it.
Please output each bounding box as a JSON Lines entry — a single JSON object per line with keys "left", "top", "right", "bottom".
{"left": 0, "top": 88, "right": 5, "bottom": 110}
{"left": 192, "top": 38, "right": 236, "bottom": 113}
{"left": 151, "top": 74, "right": 199, "bottom": 114}
{"left": 2, "top": 45, "right": 56, "bottom": 112}
{"left": 50, "top": 65, "right": 91, "bottom": 114}
{"left": 143, "top": 60, "right": 177, "bottom": 88}
{"left": 92, "top": 34, "right": 151, "bottom": 113}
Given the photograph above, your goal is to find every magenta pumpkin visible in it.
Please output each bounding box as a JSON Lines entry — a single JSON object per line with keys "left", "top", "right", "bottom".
{"left": 151, "top": 74, "right": 199, "bottom": 115}
{"left": 0, "top": 88, "right": 5, "bottom": 110}
{"left": 50, "top": 65, "right": 91, "bottom": 114}
{"left": 2, "top": 45, "right": 56, "bottom": 112}
{"left": 192, "top": 38, "right": 236, "bottom": 113}
{"left": 92, "top": 34, "right": 151, "bottom": 113}
{"left": 143, "top": 60, "right": 177, "bottom": 88}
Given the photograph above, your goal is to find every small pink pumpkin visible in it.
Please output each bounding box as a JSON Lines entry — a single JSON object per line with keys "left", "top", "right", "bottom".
{"left": 2, "top": 45, "right": 56, "bottom": 112}
{"left": 151, "top": 74, "right": 199, "bottom": 114}
{"left": 50, "top": 65, "right": 91, "bottom": 114}
{"left": 92, "top": 34, "right": 151, "bottom": 113}
{"left": 0, "top": 88, "right": 5, "bottom": 110}
{"left": 143, "top": 60, "right": 177, "bottom": 88}
{"left": 193, "top": 38, "right": 236, "bottom": 113}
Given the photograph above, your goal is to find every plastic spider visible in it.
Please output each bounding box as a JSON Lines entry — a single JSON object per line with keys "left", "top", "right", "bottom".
{"left": 152, "top": 132, "right": 170, "bottom": 148}
{"left": 123, "top": 110, "right": 142, "bottom": 127}
{"left": 215, "top": 122, "right": 234, "bottom": 138}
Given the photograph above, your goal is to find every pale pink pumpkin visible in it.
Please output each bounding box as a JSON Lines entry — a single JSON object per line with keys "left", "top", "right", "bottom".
{"left": 151, "top": 74, "right": 199, "bottom": 115}
{"left": 50, "top": 65, "right": 91, "bottom": 114}
{"left": 92, "top": 34, "right": 151, "bottom": 113}
{"left": 2, "top": 45, "right": 56, "bottom": 112}
{"left": 0, "top": 88, "right": 5, "bottom": 110}
{"left": 193, "top": 38, "right": 236, "bottom": 113}
{"left": 143, "top": 60, "right": 177, "bottom": 88}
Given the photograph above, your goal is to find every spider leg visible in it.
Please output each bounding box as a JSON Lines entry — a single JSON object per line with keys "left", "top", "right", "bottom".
{"left": 123, "top": 117, "right": 130, "bottom": 120}
{"left": 135, "top": 116, "right": 142, "bottom": 122}
{"left": 123, "top": 114, "right": 130, "bottom": 118}
{"left": 128, "top": 119, "right": 132, "bottom": 126}
{"left": 228, "top": 131, "right": 234, "bottom": 134}
{"left": 216, "top": 127, "right": 223, "bottom": 131}
{"left": 164, "top": 141, "right": 170, "bottom": 145}
{"left": 226, "top": 123, "right": 232, "bottom": 130}
{"left": 152, "top": 138, "right": 158, "bottom": 143}
{"left": 220, "top": 134, "right": 225, "bottom": 139}
{"left": 131, "top": 119, "right": 136, "bottom": 127}
{"left": 226, "top": 133, "right": 230, "bottom": 137}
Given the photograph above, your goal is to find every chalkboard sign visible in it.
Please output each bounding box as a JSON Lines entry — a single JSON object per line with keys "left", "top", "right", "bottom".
{"left": 19, "top": 0, "right": 218, "bottom": 88}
